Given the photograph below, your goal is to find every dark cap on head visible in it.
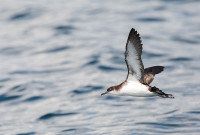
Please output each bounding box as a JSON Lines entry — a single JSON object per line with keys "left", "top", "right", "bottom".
{"left": 101, "top": 86, "right": 115, "bottom": 96}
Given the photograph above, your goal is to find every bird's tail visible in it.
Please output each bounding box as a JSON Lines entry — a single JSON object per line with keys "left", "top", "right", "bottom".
{"left": 150, "top": 86, "right": 174, "bottom": 98}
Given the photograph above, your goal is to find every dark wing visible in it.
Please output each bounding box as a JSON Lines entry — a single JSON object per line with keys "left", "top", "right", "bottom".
{"left": 125, "top": 28, "right": 144, "bottom": 82}
{"left": 143, "top": 66, "right": 164, "bottom": 84}
{"left": 144, "top": 66, "right": 164, "bottom": 75}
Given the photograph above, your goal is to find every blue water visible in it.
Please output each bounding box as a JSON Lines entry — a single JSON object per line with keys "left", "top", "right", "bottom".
{"left": 0, "top": 0, "right": 200, "bottom": 134}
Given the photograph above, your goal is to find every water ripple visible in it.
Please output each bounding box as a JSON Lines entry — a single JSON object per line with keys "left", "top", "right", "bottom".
{"left": 41, "top": 46, "right": 70, "bottom": 54}
{"left": 0, "top": 46, "right": 30, "bottom": 55}
{"left": 23, "top": 96, "right": 44, "bottom": 102}
{"left": 187, "top": 111, "right": 200, "bottom": 114}
{"left": 173, "top": 36, "right": 199, "bottom": 45}
{"left": 10, "top": 84, "right": 26, "bottom": 92}
{"left": 136, "top": 17, "right": 165, "bottom": 22}
{"left": 62, "top": 128, "right": 77, "bottom": 133}
{"left": 169, "top": 57, "right": 191, "bottom": 62}
{"left": 162, "top": 109, "right": 178, "bottom": 115}
{"left": 85, "top": 59, "right": 99, "bottom": 65}
{"left": 55, "top": 25, "right": 75, "bottom": 35}
{"left": 136, "top": 122, "right": 188, "bottom": 128}
{"left": 84, "top": 54, "right": 100, "bottom": 66}
{"left": 98, "top": 65, "right": 123, "bottom": 71}
{"left": 9, "top": 8, "right": 41, "bottom": 21}
{"left": 72, "top": 85, "right": 103, "bottom": 95}
{"left": 10, "top": 68, "right": 67, "bottom": 75}
{"left": 10, "top": 12, "right": 32, "bottom": 21}
{"left": 143, "top": 51, "right": 165, "bottom": 58}
{"left": 16, "top": 132, "right": 36, "bottom": 135}
{"left": 0, "top": 78, "right": 10, "bottom": 83}
{"left": 38, "top": 112, "right": 78, "bottom": 120}
{"left": 0, "top": 94, "right": 21, "bottom": 103}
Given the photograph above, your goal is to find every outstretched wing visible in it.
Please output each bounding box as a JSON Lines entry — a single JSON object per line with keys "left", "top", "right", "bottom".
{"left": 144, "top": 66, "right": 164, "bottom": 75}
{"left": 143, "top": 66, "right": 164, "bottom": 84}
{"left": 125, "top": 28, "right": 144, "bottom": 82}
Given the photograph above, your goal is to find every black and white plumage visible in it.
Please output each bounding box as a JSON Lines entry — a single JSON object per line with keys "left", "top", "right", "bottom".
{"left": 125, "top": 29, "right": 144, "bottom": 83}
{"left": 101, "top": 28, "right": 174, "bottom": 98}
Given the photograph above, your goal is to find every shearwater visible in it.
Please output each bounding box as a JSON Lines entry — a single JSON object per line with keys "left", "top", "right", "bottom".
{"left": 101, "top": 28, "right": 174, "bottom": 98}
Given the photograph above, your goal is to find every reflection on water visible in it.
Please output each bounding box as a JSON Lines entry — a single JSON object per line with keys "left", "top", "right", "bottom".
{"left": 0, "top": 0, "right": 200, "bottom": 134}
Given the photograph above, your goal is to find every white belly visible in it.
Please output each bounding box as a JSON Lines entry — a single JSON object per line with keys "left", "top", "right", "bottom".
{"left": 119, "top": 82, "right": 156, "bottom": 97}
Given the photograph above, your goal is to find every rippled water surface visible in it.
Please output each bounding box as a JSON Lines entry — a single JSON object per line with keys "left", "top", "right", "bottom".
{"left": 0, "top": 0, "right": 200, "bottom": 134}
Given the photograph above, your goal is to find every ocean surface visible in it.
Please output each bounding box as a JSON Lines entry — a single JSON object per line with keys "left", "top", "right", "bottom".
{"left": 0, "top": 0, "right": 200, "bottom": 134}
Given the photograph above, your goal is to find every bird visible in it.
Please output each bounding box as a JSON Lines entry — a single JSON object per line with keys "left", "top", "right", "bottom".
{"left": 101, "top": 28, "right": 174, "bottom": 98}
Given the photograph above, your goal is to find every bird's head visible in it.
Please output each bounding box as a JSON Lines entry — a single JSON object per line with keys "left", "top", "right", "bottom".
{"left": 101, "top": 86, "right": 117, "bottom": 96}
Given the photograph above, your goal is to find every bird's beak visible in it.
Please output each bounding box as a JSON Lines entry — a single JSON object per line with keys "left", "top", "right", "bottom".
{"left": 101, "top": 91, "right": 108, "bottom": 96}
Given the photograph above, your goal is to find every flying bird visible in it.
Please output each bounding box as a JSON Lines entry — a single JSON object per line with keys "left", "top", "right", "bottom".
{"left": 101, "top": 28, "right": 174, "bottom": 98}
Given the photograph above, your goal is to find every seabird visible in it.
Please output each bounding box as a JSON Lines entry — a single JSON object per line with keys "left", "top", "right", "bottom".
{"left": 101, "top": 28, "right": 174, "bottom": 98}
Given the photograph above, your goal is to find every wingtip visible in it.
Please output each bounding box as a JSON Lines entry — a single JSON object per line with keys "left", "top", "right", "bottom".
{"left": 130, "top": 28, "right": 137, "bottom": 33}
{"left": 128, "top": 28, "right": 140, "bottom": 39}
{"left": 131, "top": 28, "right": 136, "bottom": 31}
